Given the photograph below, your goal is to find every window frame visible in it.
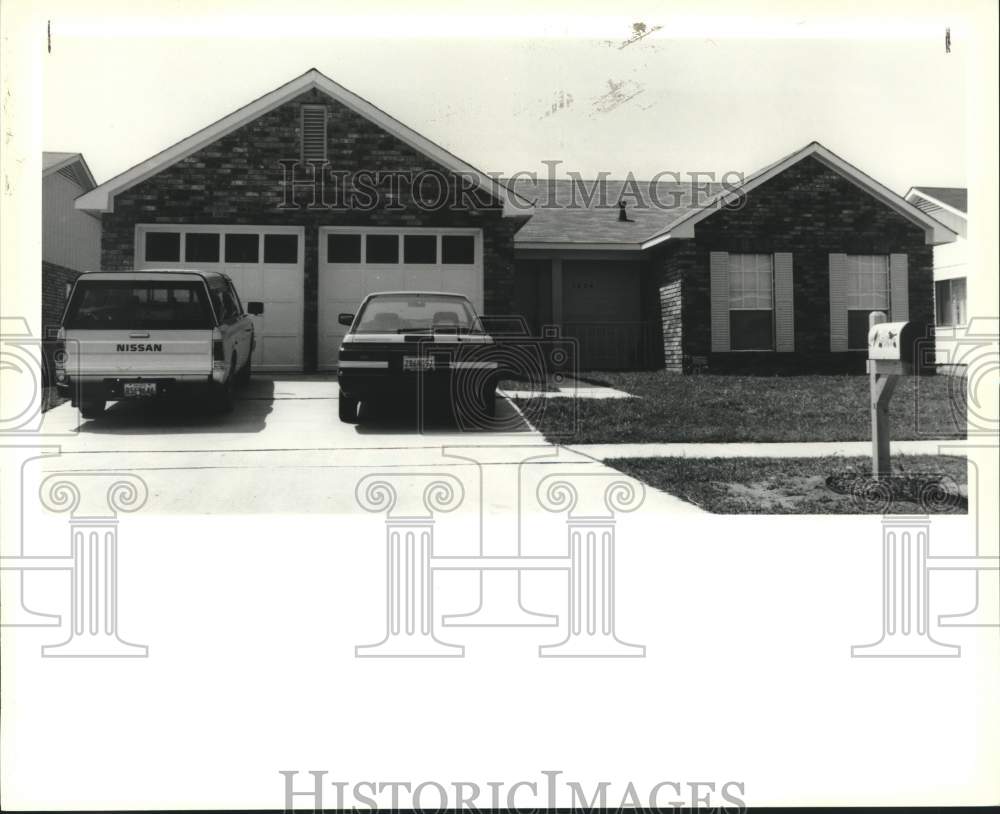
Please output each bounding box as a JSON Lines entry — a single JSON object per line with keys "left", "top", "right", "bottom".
{"left": 320, "top": 227, "right": 482, "bottom": 268}
{"left": 727, "top": 253, "right": 776, "bottom": 352}
{"left": 935, "top": 277, "right": 967, "bottom": 328}
{"left": 846, "top": 254, "right": 891, "bottom": 350}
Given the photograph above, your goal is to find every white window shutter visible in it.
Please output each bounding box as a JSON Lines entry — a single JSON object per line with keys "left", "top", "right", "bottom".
{"left": 773, "top": 252, "right": 794, "bottom": 352}
{"left": 710, "top": 252, "right": 730, "bottom": 352}
{"left": 829, "top": 253, "right": 848, "bottom": 352}
{"left": 889, "top": 253, "right": 909, "bottom": 321}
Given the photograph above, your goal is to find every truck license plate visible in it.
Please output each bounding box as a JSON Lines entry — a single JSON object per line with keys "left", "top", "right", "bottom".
{"left": 123, "top": 382, "right": 157, "bottom": 397}
{"left": 403, "top": 356, "right": 434, "bottom": 371}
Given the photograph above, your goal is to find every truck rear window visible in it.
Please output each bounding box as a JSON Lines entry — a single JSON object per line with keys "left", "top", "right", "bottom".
{"left": 64, "top": 281, "right": 214, "bottom": 330}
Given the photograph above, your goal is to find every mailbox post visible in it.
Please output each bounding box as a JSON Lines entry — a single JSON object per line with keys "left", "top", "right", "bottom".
{"left": 867, "top": 313, "right": 930, "bottom": 478}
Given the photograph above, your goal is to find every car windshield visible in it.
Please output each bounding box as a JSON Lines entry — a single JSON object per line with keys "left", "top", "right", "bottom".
{"left": 64, "top": 281, "right": 214, "bottom": 330}
{"left": 352, "top": 294, "right": 483, "bottom": 335}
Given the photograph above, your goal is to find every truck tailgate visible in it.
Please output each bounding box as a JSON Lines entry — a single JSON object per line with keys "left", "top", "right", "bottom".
{"left": 64, "top": 330, "right": 213, "bottom": 376}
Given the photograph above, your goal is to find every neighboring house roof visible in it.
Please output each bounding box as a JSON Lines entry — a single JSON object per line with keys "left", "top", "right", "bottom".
{"left": 905, "top": 186, "right": 967, "bottom": 217}
{"left": 642, "top": 142, "right": 956, "bottom": 248}
{"left": 43, "top": 152, "right": 96, "bottom": 191}
{"left": 509, "top": 179, "right": 722, "bottom": 250}
{"left": 76, "top": 68, "right": 524, "bottom": 214}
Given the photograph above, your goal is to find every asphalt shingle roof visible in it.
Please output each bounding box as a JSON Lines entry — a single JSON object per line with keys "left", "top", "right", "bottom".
{"left": 507, "top": 178, "right": 723, "bottom": 245}
{"left": 911, "top": 186, "right": 967, "bottom": 213}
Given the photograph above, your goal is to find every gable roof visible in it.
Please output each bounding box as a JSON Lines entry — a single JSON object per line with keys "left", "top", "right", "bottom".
{"left": 43, "top": 152, "right": 96, "bottom": 191}
{"left": 76, "top": 68, "right": 521, "bottom": 213}
{"left": 905, "top": 186, "right": 967, "bottom": 217}
{"left": 509, "top": 142, "right": 957, "bottom": 250}
{"left": 509, "top": 178, "right": 722, "bottom": 249}
{"left": 641, "top": 142, "right": 957, "bottom": 248}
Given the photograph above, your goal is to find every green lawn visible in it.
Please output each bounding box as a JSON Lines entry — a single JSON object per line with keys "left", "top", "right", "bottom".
{"left": 518, "top": 372, "right": 966, "bottom": 443}
{"left": 607, "top": 454, "right": 968, "bottom": 514}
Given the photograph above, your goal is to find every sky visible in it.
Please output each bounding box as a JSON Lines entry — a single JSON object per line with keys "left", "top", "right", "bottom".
{"left": 41, "top": 10, "right": 969, "bottom": 195}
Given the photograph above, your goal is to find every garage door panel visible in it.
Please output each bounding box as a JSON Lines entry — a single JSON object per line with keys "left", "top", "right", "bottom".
{"left": 260, "top": 300, "right": 300, "bottom": 332}
{"left": 238, "top": 267, "right": 265, "bottom": 299}
{"left": 137, "top": 225, "right": 304, "bottom": 372}
{"left": 365, "top": 267, "right": 406, "bottom": 292}
{"left": 263, "top": 267, "right": 301, "bottom": 300}
{"left": 318, "top": 228, "right": 483, "bottom": 371}
{"left": 258, "top": 336, "right": 301, "bottom": 369}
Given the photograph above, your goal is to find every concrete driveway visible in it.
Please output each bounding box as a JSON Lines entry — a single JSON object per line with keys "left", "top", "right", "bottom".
{"left": 36, "top": 375, "right": 701, "bottom": 514}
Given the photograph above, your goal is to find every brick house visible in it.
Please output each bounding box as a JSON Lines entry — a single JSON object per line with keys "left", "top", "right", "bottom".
{"left": 43, "top": 152, "right": 100, "bottom": 338}
{"left": 76, "top": 70, "right": 955, "bottom": 373}
{"left": 513, "top": 143, "right": 956, "bottom": 372}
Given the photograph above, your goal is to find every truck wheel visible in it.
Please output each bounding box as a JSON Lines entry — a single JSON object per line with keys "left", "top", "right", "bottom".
{"left": 339, "top": 395, "right": 359, "bottom": 423}
{"left": 236, "top": 357, "right": 251, "bottom": 386}
{"left": 213, "top": 361, "right": 235, "bottom": 413}
{"left": 79, "top": 399, "right": 106, "bottom": 419}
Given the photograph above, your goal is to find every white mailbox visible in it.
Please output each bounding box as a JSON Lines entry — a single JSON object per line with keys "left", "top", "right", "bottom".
{"left": 868, "top": 320, "right": 927, "bottom": 364}
{"left": 866, "top": 316, "right": 932, "bottom": 478}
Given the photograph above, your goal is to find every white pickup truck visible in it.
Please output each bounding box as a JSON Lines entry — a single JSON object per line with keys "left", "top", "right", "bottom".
{"left": 56, "top": 270, "right": 263, "bottom": 418}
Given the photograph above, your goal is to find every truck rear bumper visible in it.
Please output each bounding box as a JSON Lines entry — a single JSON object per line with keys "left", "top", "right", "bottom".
{"left": 59, "top": 374, "right": 214, "bottom": 404}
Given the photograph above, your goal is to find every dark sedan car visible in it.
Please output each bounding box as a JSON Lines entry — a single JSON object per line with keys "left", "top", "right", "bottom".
{"left": 336, "top": 291, "right": 499, "bottom": 424}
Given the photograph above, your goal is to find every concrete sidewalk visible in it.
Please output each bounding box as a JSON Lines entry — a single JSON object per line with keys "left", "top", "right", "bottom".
{"left": 568, "top": 439, "right": 967, "bottom": 461}
{"left": 499, "top": 375, "right": 633, "bottom": 400}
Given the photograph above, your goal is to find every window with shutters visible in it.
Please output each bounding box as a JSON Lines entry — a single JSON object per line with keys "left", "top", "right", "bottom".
{"left": 729, "top": 254, "right": 774, "bottom": 350}
{"left": 847, "top": 255, "right": 890, "bottom": 349}
{"left": 300, "top": 105, "right": 327, "bottom": 163}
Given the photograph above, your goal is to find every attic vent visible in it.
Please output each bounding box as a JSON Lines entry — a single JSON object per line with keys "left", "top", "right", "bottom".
{"left": 912, "top": 197, "right": 942, "bottom": 215}
{"left": 57, "top": 166, "right": 86, "bottom": 188}
{"left": 301, "top": 105, "right": 328, "bottom": 163}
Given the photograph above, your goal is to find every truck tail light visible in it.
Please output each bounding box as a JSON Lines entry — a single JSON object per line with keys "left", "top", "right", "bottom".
{"left": 212, "top": 329, "right": 224, "bottom": 362}
{"left": 53, "top": 327, "right": 67, "bottom": 382}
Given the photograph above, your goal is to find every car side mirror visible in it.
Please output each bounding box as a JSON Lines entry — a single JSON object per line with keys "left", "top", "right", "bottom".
{"left": 247, "top": 301, "right": 264, "bottom": 316}
{"left": 338, "top": 313, "right": 354, "bottom": 326}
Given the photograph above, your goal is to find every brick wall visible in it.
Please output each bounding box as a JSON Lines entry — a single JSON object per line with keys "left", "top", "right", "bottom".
{"left": 41, "top": 261, "right": 80, "bottom": 338}
{"left": 656, "top": 156, "right": 934, "bottom": 374}
{"left": 657, "top": 241, "right": 698, "bottom": 373}
{"left": 102, "top": 88, "right": 518, "bottom": 371}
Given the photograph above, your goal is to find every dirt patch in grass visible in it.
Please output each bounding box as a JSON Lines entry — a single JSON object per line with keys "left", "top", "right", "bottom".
{"left": 606, "top": 454, "right": 968, "bottom": 514}
{"left": 519, "top": 372, "right": 966, "bottom": 444}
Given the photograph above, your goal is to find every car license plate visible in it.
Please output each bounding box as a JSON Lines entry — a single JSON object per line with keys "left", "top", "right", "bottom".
{"left": 403, "top": 356, "right": 434, "bottom": 371}
{"left": 123, "top": 382, "right": 157, "bottom": 397}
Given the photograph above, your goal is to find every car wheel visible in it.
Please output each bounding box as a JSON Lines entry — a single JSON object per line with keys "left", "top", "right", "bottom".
{"left": 339, "top": 395, "right": 359, "bottom": 423}
{"left": 79, "top": 399, "right": 106, "bottom": 419}
{"left": 482, "top": 380, "right": 497, "bottom": 419}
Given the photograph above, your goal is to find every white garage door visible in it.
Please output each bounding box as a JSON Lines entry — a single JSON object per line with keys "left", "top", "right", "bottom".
{"left": 136, "top": 225, "right": 304, "bottom": 371}
{"left": 318, "top": 227, "right": 483, "bottom": 370}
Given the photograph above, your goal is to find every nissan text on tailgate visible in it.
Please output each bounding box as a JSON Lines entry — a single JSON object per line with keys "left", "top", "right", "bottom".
{"left": 57, "top": 270, "right": 263, "bottom": 418}
{"left": 336, "top": 292, "right": 498, "bottom": 424}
